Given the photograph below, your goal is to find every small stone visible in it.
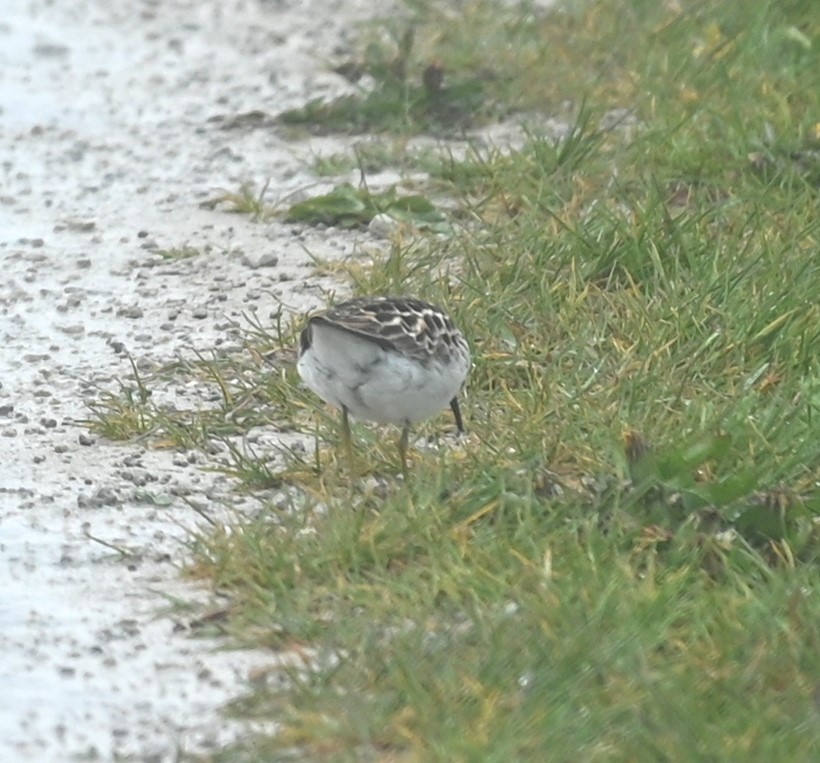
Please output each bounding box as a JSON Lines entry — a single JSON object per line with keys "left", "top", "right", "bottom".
{"left": 65, "top": 219, "right": 96, "bottom": 232}
{"left": 116, "top": 305, "right": 144, "bottom": 319}
{"left": 241, "top": 251, "right": 279, "bottom": 268}
{"left": 59, "top": 324, "right": 85, "bottom": 336}
{"left": 77, "top": 486, "right": 121, "bottom": 508}
{"left": 34, "top": 42, "right": 69, "bottom": 58}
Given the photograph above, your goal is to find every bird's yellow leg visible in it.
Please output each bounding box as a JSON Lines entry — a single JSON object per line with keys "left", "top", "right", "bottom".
{"left": 399, "top": 426, "right": 410, "bottom": 480}
{"left": 341, "top": 407, "right": 355, "bottom": 472}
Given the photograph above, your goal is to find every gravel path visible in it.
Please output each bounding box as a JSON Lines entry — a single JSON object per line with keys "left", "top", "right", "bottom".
{"left": 0, "top": 0, "right": 383, "bottom": 758}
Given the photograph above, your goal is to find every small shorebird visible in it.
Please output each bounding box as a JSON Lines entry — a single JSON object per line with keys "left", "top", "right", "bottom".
{"left": 297, "top": 296, "right": 470, "bottom": 476}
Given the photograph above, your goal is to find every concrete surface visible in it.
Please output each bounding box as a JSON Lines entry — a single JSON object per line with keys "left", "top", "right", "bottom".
{"left": 0, "top": 0, "right": 386, "bottom": 759}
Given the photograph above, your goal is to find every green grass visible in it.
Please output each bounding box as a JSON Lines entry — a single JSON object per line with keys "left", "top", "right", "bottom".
{"left": 84, "top": 347, "right": 303, "bottom": 451}
{"left": 312, "top": 140, "right": 447, "bottom": 177}
{"left": 277, "top": 23, "right": 492, "bottom": 134}
{"left": 206, "top": 181, "right": 275, "bottom": 220}
{"left": 88, "top": 0, "right": 820, "bottom": 759}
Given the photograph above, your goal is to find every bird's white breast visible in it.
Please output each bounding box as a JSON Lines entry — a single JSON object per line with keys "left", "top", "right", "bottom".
{"left": 297, "top": 321, "right": 468, "bottom": 426}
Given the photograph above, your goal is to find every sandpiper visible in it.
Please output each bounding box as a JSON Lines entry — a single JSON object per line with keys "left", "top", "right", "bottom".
{"left": 297, "top": 296, "right": 470, "bottom": 476}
